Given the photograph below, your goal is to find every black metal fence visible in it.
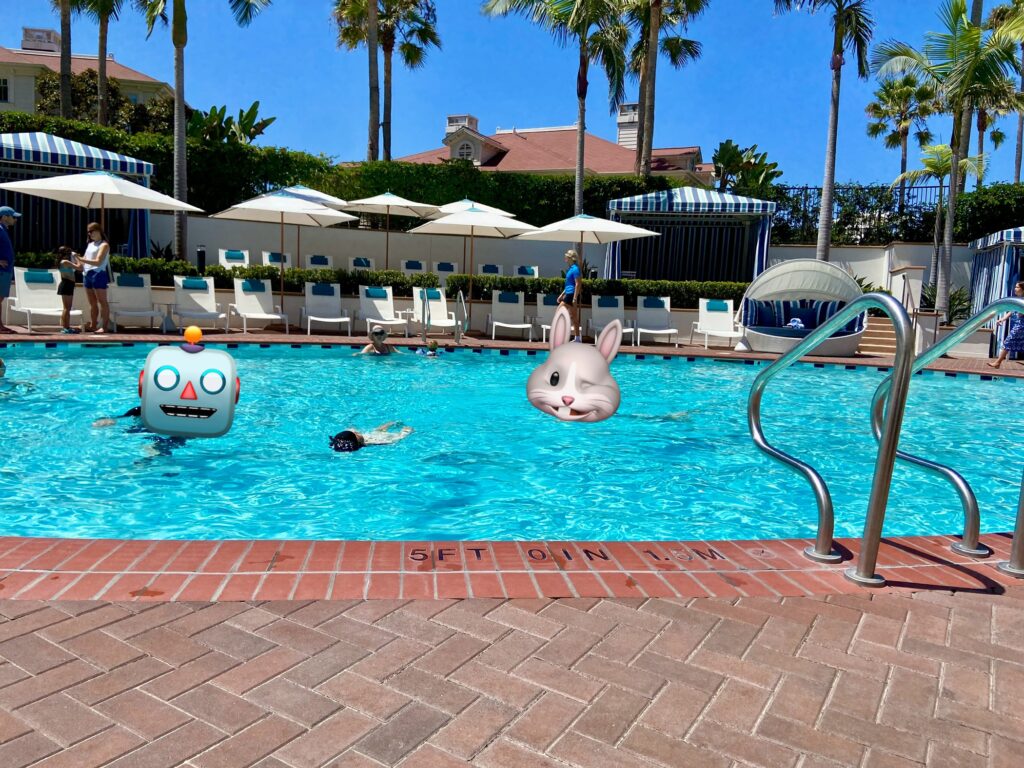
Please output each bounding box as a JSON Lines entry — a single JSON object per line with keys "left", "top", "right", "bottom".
{"left": 768, "top": 183, "right": 944, "bottom": 246}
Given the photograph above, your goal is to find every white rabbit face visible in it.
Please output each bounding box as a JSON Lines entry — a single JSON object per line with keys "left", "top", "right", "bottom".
{"left": 526, "top": 306, "right": 622, "bottom": 423}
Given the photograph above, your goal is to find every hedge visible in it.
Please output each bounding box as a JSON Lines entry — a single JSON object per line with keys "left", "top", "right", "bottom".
{"left": 953, "top": 183, "right": 1024, "bottom": 244}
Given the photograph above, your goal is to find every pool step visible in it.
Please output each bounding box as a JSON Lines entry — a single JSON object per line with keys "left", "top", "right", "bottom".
{"left": 858, "top": 316, "right": 897, "bottom": 356}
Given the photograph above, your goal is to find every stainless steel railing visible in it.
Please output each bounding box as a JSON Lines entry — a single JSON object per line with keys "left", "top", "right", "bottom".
{"left": 418, "top": 288, "right": 430, "bottom": 344}
{"left": 748, "top": 293, "right": 916, "bottom": 586}
{"left": 998, "top": 468, "right": 1024, "bottom": 578}
{"left": 455, "top": 290, "right": 468, "bottom": 345}
{"left": 871, "top": 297, "right": 1024, "bottom": 562}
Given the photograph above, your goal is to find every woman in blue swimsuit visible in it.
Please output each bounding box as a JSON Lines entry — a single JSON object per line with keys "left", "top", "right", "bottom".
{"left": 988, "top": 281, "right": 1024, "bottom": 369}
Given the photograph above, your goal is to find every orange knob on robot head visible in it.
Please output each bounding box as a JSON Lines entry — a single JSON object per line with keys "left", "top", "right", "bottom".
{"left": 183, "top": 326, "right": 203, "bottom": 345}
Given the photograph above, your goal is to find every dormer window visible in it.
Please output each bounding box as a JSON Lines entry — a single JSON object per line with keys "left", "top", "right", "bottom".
{"left": 456, "top": 142, "right": 474, "bottom": 160}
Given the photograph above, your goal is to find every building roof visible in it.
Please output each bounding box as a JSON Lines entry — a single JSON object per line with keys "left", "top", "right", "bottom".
{"left": 0, "top": 46, "right": 163, "bottom": 84}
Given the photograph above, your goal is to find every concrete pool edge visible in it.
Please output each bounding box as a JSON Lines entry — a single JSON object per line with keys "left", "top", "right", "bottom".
{"left": 0, "top": 533, "right": 1018, "bottom": 602}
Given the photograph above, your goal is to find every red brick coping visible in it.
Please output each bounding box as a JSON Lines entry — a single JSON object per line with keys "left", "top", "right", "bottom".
{"left": 0, "top": 534, "right": 1019, "bottom": 602}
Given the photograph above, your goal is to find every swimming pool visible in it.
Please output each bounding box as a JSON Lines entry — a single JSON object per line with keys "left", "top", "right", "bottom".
{"left": 1, "top": 343, "right": 1021, "bottom": 542}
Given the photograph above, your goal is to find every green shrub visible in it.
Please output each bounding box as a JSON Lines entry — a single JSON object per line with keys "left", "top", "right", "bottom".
{"left": 953, "top": 183, "right": 1024, "bottom": 244}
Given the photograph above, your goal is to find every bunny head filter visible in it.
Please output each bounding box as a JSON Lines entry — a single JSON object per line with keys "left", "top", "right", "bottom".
{"left": 527, "top": 305, "right": 622, "bottom": 422}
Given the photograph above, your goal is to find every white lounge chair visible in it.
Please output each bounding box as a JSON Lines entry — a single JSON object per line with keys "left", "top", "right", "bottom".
{"left": 487, "top": 290, "right": 533, "bottom": 341}
{"left": 401, "top": 259, "right": 427, "bottom": 276}
{"left": 109, "top": 272, "right": 165, "bottom": 332}
{"left": 433, "top": 261, "right": 458, "bottom": 288}
{"left": 413, "top": 287, "right": 457, "bottom": 335}
{"left": 6, "top": 267, "right": 82, "bottom": 333}
{"left": 259, "top": 251, "right": 290, "bottom": 268}
{"left": 218, "top": 248, "right": 249, "bottom": 268}
{"left": 479, "top": 263, "right": 503, "bottom": 276}
{"left": 688, "top": 298, "right": 743, "bottom": 349}
{"left": 588, "top": 294, "right": 636, "bottom": 345}
{"left": 305, "top": 254, "right": 335, "bottom": 270}
{"left": 635, "top": 295, "right": 678, "bottom": 345}
{"left": 172, "top": 275, "right": 228, "bottom": 331}
{"left": 302, "top": 282, "right": 350, "bottom": 335}
{"left": 515, "top": 265, "right": 540, "bottom": 279}
{"left": 229, "top": 278, "right": 289, "bottom": 334}
{"left": 350, "top": 256, "right": 375, "bottom": 271}
{"left": 358, "top": 284, "right": 408, "bottom": 336}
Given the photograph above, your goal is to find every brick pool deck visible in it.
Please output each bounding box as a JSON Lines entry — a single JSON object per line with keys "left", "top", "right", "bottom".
{"left": 1, "top": 328, "right": 1023, "bottom": 765}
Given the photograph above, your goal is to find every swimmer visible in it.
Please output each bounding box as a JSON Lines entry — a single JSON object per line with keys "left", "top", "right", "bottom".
{"left": 0, "top": 358, "right": 4, "bottom": 377}
{"left": 416, "top": 340, "right": 440, "bottom": 357}
{"left": 92, "top": 405, "right": 141, "bottom": 428}
{"left": 329, "top": 421, "right": 413, "bottom": 452}
{"left": 360, "top": 325, "right": 400, "bottom": 355}
{"left": 92, "top": 405, "right": 186, "bottom": 458}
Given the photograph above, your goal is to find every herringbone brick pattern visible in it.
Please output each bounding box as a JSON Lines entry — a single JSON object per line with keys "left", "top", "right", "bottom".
{"left": 0, "top": 591, "right": 1022, "bottom": 767}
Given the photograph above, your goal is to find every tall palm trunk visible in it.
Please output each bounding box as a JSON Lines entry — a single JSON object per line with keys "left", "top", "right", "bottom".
{"left": 639, "top": 0, "right": 661, "bottom": 176}
{"left": 977, "top": 110, "right": 987, "bottom": 190}
{"left": 367, "top": 1, "right": 380, "bottom": 161}
{"left": 171, "top": 0, "right": 188, "bottom": 261}
{"left": 930, "top": 183, "right": 944, "bottom": 290}
{"left": 898, "top": 131, "right": 908, "bottom": 215}
{"left": 382, "top": 42, "right": 393, "bottom": 161}
{"left": 59, "top": 0, "right": 72, "bottom": 119}
{"left": 634, "top": 66, "right": 646, "bottom": 175}
{"left": 1016, "top": 43, "right": 1023, "bottom": 183}
{"left": 959, "top": 0, "right": 985, "bottom": 193}
{"left": 940, "top": 112, "right": 964, "bottom": 322}
{"left": 816, "top": 41, "right": 845, "bottom": 262}
{"left": 97, "top": 14, "right": 110, "bottom": 126}
{"left": 575, "top": 37, "right": 589, "bottom": 216}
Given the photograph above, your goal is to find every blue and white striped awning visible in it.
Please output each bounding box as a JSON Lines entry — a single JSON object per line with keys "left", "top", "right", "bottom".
{"left": 0, "top": 132, "right": 153, "bottom": 177}
{"left": 969, "top": 227, "right": 1024, "bottom": 250}
{"left": 608, "top": 187, "right": 776, "bottom": 215}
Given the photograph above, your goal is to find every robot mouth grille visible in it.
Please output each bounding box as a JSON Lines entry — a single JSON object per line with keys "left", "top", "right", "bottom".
{"left": 160, "top": 405, "right": 217, "bottom": 419}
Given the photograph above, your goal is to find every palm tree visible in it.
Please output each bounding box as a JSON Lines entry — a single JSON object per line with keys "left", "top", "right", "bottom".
{"left": 971, "top": 75, "right": 1023, "bottom": 186}
{"left": 334, "top": 1, "right": 441, "bottom": 161}
{"left": 987, "top": 1, "right": 1024, "bottom": 182}
{"left": 874, "top": 0, "right": 1024, "bottom": 322}
{"left": 957, "top": 0, "right": 987, "bottom": 189}
{"left": 484, "top": 0, "right": 628, "bottom": 216}
{"left": 891, "top": 145, "right": 982, "bottom": 291}
{"left": 627, "top": 1, "right": 705, "bottom": 175}
{"left": 141, "top": 0, "right": 272, "bottom": 259}
{"left": 56, "top": 0, "right": 74, "bottom": 119}
{"left": 367, "top": 1, "right": 380, "bottom": 160}
{"left": 865, "top": 74, "right": 935, "bottom": 212}
{"left": 75, "top": 1, "right": 127, "bottom": 126}
{"left": 774, "top": 1, "right": 874, "bottom": 263}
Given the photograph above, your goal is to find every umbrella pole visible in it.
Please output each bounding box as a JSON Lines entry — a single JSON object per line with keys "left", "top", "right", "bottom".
{"left": 296, "top": 226, "right": 301, "bottom": 266}
{"left": 385, "top": 209, "right": 391, "bottom": 271}
{"left": 280, "top": 214, "right": 286, "bottom": 319}
{"left": 467, "top": 233, "right": 475, "bottom": 307}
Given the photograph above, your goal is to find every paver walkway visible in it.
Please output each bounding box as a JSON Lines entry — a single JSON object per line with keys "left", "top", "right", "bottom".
{"left": 1, "top": 590, "right": 1022, "bottom": 767}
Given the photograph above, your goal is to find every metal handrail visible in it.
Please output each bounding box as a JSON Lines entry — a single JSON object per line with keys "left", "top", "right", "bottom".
{"left": 871, "top": 297, "right": 1024, "bottom": 560}
{"left": 748, "top": 293, "right": 915, "bottom": 585}
{"left": 454, "top": 290, "right": 468, "bottom": 345}
{"left": 419, "top": 288, "right": 430, "bottom": 344}
{"left": 998, "top": 467, "right": 1024, "bottom": 578}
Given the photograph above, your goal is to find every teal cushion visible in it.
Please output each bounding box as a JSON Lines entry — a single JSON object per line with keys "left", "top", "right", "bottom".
{"left": 116, "top": 273, "right": 145, "bottom": 288}
{"left": 643, "top": 296, "right": 666, "bottom": 309}
{"left": 311, "top": 283, "right": 335, "bottom": 296}
{"left": 498, "top": 291, "right": 519, "bottom": 304}
{"left": 597, "top": 295, "right": 619, "bottom": 308}
{"left": 24, "top": 269, "right": 55, "bottom": 284}
{"left": 482, "top": 264, "right": 500, "bottom": 274}
{"left": 425, "top": 289, "right": 442, "bottom": 300}
{"left": 543, "top": 294, "right": 559, "bottom": 306}
{"left": 241, "top": 279, "right": 265, "bottom": 292}
{"left": 224, "top": 250, "right": 245, "bottom": 261}
{"left": 266, "top": 252, "right": 285, "bottom": 264}
{"left": 309, "top": 255, "right": 329, "bottom": 266}
{"left": 405, "top": 260, "right": 423, "bottom": 270}
{"left": 437, "top": 262, "right": 455, "bottom": 272}
{"left": 364, "top": 286, "right": 387, "bottom": 299}
{"left": 517, "top": 266, "right": 535, "bottom": 276}
{"left": 707, "top": 299, "right": 729, "bottom": 312}
{"left": 181, "top": 277, "right": 208, "bottom": 290}
{"left": 353, "top": 257, "right": 371, "bottom": 268}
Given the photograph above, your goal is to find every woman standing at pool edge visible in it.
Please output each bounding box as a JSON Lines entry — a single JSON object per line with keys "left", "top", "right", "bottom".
{"left": 77, "top": 222, "right": 111, "bottom": 333}
{"left": 988, "top": 281, "right": 1024, "bottom": 369}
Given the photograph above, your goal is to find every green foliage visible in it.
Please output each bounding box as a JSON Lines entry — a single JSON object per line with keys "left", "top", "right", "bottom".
{"left": 920, "top": 284, "right": 972, "bottom": 323}
{"left": 712, "top": 140, "right": 783, "bottom": 197}
{"left": 187, "top": 101, "right": 276, "bottom": 144}
{"left": 952, "top": 183, "right": 1024, "bottom": 243}
{"left": 149, "top": 240, "right": 175, "bottom": 260}
{"left": 109, "top": 257, "right": 198, "bottom": 284}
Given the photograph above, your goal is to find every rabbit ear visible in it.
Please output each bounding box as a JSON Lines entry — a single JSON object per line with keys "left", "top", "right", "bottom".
{"left": 596, "top": 319, "right": 622, "bottom": 364}
{"left": 551, "top": 305, "right": 572, "bottom": 349}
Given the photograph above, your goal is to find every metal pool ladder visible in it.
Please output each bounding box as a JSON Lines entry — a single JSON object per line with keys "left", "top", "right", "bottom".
{"left": 454, "top": 290, "right": 469, "bottom": 345}
{"left": 748, "top": 293, "right": 916, "bottom": 587}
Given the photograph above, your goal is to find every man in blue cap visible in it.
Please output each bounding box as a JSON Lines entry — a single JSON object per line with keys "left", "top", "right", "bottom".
{"left": 0, "top": 205, "right": 20, "bottom": 334}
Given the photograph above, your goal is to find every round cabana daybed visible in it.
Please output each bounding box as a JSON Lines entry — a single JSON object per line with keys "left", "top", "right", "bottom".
{"left": 735, "top": 259, "right": 867, "bottom": 356}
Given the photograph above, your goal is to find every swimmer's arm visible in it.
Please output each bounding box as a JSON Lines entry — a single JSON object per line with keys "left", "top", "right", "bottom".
{"left": 375, "top": 421, "right": 398, "bottom": 431}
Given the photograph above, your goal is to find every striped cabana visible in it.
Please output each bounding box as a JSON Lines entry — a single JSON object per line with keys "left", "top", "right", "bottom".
{"left": 0, "top": 132, "right": 153, "bottom": 257}
{"left": 604, "top": 187, "right": 776, "bottom": 282}
{"left": 968, "top": 227, "right": 1023, "bottom": 353}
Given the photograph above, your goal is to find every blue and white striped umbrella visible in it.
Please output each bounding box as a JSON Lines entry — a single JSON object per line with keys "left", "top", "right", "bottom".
{"left": 0, "top": 131, "right": 153, "bottom": 176}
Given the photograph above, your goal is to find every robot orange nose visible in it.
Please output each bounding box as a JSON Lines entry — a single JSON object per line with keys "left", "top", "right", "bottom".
{"left": 562, "top": 395, "right": 574, "bottom": 406}
{"left": 180, "top": 381, "right": 198, "bottom": 400}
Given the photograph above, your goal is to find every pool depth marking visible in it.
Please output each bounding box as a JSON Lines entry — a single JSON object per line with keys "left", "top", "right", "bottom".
{"left": 408, "top": 544, "right": 726, "bottom": 567}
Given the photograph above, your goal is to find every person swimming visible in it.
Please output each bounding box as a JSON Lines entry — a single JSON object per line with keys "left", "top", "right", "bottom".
{"left": 93, "top": 405, "right": 186, "bottom": 457}
{"left": 330, "top": 421, "right": 413, "bottom": 452}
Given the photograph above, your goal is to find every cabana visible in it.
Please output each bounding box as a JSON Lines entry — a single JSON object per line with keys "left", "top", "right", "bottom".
{"left": 604, "top": 187, "right": 776, "bottom": 281}
{"left": 969, "top": 227, "right": 1023, "bottom": 354}
{"left": 0, "top": 132, "right": 152, "bottom": 257}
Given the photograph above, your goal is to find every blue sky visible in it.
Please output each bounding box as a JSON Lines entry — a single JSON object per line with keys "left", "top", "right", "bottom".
{"left": 4, "top": 0, "right": 1016, "bottom": 186}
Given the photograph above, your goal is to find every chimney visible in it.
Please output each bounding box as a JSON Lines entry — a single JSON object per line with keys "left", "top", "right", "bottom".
{"left": 445, "top": 114, "right": 479, "bottom": 135}
{"left": 21, "top": 28, "right": 61, "bottom": 53}
{"left": 616, "top": 103, "right": 639, "bottom": 150}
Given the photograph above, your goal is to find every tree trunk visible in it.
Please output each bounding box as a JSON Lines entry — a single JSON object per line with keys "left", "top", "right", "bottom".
{"left": 958, "top": 0, "right": 985, "bottom": 192}
{"left": 1016, "top": 43, "right": 1023, "bottom": 183}
{"left": 977, "top": 110, "right": 986, "bottom": 190}
{"left": 816, "top": 45, "right": 844, "bottom": 262}
{"left": 898, "top": 132, "right": 908, "bottom": 215}
{"left": 939, "top": 111, "right": 964, "bottom": 323}
{"left": 98, "top": 15, "right": 109, "bottom": 126}
{"left": 382, "top": 44, "right": 393, "bottom": 161}
{"left": 930, "top": 186, "right": 943, "bottom": 290}
{"left": 59, "top": 0, "right": 72, "bottom": 119}
{"left": 634, "top": 66, "right": 646, "bottom": 175}
{"left": 575, "top": 37, "right": 589, "bottom": 216}
{"left": 172, "top": 0, "right": 188, "bottom": 261}
{"left": 640, "top": 0, "right": 661, "bottom": 176}
{"left": 367, "top": 1, "right": 380, "bottom": 162}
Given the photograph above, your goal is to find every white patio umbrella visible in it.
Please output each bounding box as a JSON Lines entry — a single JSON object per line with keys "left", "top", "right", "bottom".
{"left": 516, "top": 213, "right": 659, "bottom": 277}
{"left": 409, "top": 208, "right": 538, "bottom": 301}
{"left": 427, "top": 198, "right": 515, "bottom": 219}
{"left": 278, "top": 184, "right": 349, "bottom": 210}
{"left": 0, "top": 169, "right": 202, "bottom": 229}
{"left": 343, "top": 191, "right": 438, "bottom": 270}
{"left": 211, "top": 192, "right": 356, "bottom": 305}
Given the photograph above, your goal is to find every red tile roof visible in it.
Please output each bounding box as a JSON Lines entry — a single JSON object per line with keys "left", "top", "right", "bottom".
{"left": 0, "top": 46, "right": 164, "bottom": 84}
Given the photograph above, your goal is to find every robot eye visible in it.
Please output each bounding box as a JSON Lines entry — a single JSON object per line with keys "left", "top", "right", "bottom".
{"left": 154, "top": 365, "right": 180, "bottom": 391}
{"left": 549, "top": 370, "right": 559, "bottom": 386}
{"left": 200, "top": 369, "right": 226, "bottom": 395}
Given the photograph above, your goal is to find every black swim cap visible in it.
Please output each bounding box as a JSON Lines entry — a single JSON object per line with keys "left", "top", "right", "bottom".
{"left": 330, "top": 430, "right": 362, "bottom": 452}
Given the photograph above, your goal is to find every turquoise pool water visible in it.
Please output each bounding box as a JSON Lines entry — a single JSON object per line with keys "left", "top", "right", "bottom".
{"left": 0, "top": 343, "right": 1021, "bottom": 541}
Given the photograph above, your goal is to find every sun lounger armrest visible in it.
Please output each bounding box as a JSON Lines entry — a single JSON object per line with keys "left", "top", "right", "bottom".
{"left": 228, "top": 303, "right": 239, "bottom": 316}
